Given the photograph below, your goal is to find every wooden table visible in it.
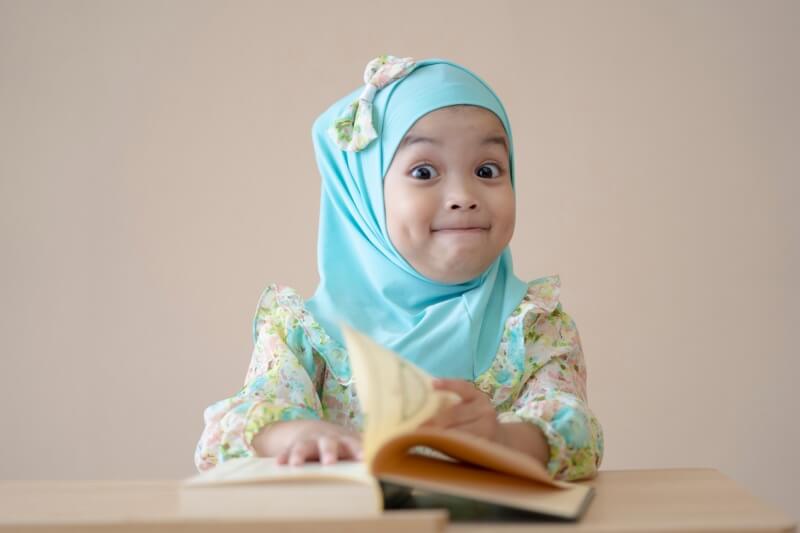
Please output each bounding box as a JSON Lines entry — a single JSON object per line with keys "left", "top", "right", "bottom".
{"left": 0, "top": 468, "right": 794, "bottom": 532}
{"left": 451, "top": 469, "right": 796, "bottom": 532}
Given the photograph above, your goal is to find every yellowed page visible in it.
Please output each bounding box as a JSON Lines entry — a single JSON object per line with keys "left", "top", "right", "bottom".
{"left": 371, "top": 428, "right": 567, "bottom": 488}
{"left": 377, "top": 453, "right": 593, "bottom": 520}
{"left": 339, "top": 323, "right": 460, "bottom": 462}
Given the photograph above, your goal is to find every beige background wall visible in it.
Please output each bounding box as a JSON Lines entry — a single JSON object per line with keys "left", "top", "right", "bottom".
{"left": 1, "top": 0, "right": 797, "bottom": 520}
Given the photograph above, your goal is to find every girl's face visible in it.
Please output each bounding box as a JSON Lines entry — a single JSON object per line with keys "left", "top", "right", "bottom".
{"left": 384, "top": 105, "right": 515, "bottom": 284}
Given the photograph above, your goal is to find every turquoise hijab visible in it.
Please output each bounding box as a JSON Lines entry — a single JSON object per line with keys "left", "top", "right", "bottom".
{"left": 306, "top": 58, "right": 528, "bottom": 380}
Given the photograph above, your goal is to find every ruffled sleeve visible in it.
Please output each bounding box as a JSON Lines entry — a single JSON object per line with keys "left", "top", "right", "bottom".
{"left": 193, "top": 285, "right": 326, "bottom": 471}
{"left": 496, "top": 276, "right": 604, "bottom": 481}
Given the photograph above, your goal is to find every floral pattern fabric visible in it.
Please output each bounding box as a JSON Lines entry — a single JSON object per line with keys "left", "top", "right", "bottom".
{"left": 328, "top": 54, "right": 416, "bottom": 152}
{"left": 194, "top": 275, "right": 604, "bottom": 481}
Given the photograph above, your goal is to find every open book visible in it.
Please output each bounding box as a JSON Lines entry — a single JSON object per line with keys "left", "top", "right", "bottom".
{"left": 181, "top": 323, "right": 594, "bottom": 521}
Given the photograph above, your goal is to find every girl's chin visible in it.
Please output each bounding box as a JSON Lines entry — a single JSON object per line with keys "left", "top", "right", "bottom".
{"left": 423, "top": 263, "right": 490, "bottom": 284}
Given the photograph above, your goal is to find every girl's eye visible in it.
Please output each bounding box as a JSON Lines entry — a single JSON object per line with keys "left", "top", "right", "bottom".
{"left": 410, "top": 164, "right": 439, "bottom": 180}
{"left": 476, "top": 163, "right": 502, "bottom": 179}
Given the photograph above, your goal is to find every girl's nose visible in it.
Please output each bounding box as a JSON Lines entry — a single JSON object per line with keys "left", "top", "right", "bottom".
{"left": 446, "top": 183, "right": 479, "bottom": 210}
{"left": 445, "top": 172, "right": 480, "bottom": 210}
{"left": 447, "top": 199, "right": 478, "bottom": 210}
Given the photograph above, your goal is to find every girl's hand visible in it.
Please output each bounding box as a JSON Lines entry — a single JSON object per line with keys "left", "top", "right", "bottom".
{"left": 421, "top": 378, "right": 502, "bottom": 443}
{"left": 252, "top": 420, "right": 363, "bottom": 466}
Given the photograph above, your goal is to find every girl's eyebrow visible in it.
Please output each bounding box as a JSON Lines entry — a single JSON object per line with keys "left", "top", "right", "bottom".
{"left": 481, "top": 135, "right": 509, "bottom": 152}
{"left": 399, "top": 134, "right": 509, "bottom": 153}
{"left": 400, "top": 135, "right": 442, "bottom": 148}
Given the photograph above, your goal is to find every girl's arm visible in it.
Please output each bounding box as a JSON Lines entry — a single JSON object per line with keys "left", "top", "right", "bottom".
{"left": 500, "top": 305, "right": 605, "bottom": 481}
{"left": 193, "top": 285, "right": 326, "bottom": 471}
{"left": 427, "top": 304, "right": 603, "bottom": 481}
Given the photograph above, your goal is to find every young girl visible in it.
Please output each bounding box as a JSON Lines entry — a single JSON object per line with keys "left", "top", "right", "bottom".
{"left": 194, "top": 55, "right": 604, "bottom": 481}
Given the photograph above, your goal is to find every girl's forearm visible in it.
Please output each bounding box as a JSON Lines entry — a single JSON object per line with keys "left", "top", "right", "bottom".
{"left": 497, "top": 421, "right": 550, "bottom": 468}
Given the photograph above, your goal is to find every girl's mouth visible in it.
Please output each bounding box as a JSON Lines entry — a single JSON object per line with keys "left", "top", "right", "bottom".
{"left": 432, "top": 227, "right": 488, "bottom": 234}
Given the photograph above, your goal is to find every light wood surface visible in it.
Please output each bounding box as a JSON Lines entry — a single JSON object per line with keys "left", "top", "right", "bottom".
{"left": 0, "top": 468, "right": 794, "bottom": 532}
{"left": 450, "top": 468, "right": 796, "bottom": 532}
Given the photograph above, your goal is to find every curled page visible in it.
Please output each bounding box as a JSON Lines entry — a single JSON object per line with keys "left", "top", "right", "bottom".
{"left": 339, "top": 322, "right": 460, "bottom": 461}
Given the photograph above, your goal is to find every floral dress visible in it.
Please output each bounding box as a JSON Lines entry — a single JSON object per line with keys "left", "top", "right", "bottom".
{"left": 194, "top": 275, "right": 604, "bottom": 481}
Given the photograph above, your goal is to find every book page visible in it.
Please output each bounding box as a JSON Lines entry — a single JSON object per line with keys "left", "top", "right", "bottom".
{"left": 371, "top": 428, "right": 567, "bottom": 488}
{"left": 184, "top": 456, "right": 373, "bottom": 487}
{"left": 340, "top": 323, "right": 460, "bottom": 462}
{"left": 377, "top": 453, "right": 593, "bottom": 520}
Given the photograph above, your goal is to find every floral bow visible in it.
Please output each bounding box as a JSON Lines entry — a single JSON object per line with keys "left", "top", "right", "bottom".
{"left": 328, "top": 55, "right": 416, "bottom": 152}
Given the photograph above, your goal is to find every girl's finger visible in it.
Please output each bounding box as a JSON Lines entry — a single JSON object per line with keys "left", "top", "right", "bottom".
{"left": 288, "top": 439, "right": 318, "bottom": 466}
{"left": 432, "top": 379, "right": 482, "bottom": 400}
{"left": 276, "top": 448, "right": 290, "bottom": 465}
{"left": 448, "top": 418, "right": 495, "bottom": 440}
{"left": 340, "top": 436, "right": 363, "bottom": 461}
{"left": 423, "top": 401, "right": 475, "bottom": 429}
{"left": 438, "top": 402, "right": 485, "bottom": 428}
{"left": 317, "top": 436, "right": 339, "bottom": 465}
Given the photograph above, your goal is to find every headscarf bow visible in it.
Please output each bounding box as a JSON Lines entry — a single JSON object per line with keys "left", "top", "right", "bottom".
{"left": 328, "top": 55, "right": 416, "bottom": 152}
